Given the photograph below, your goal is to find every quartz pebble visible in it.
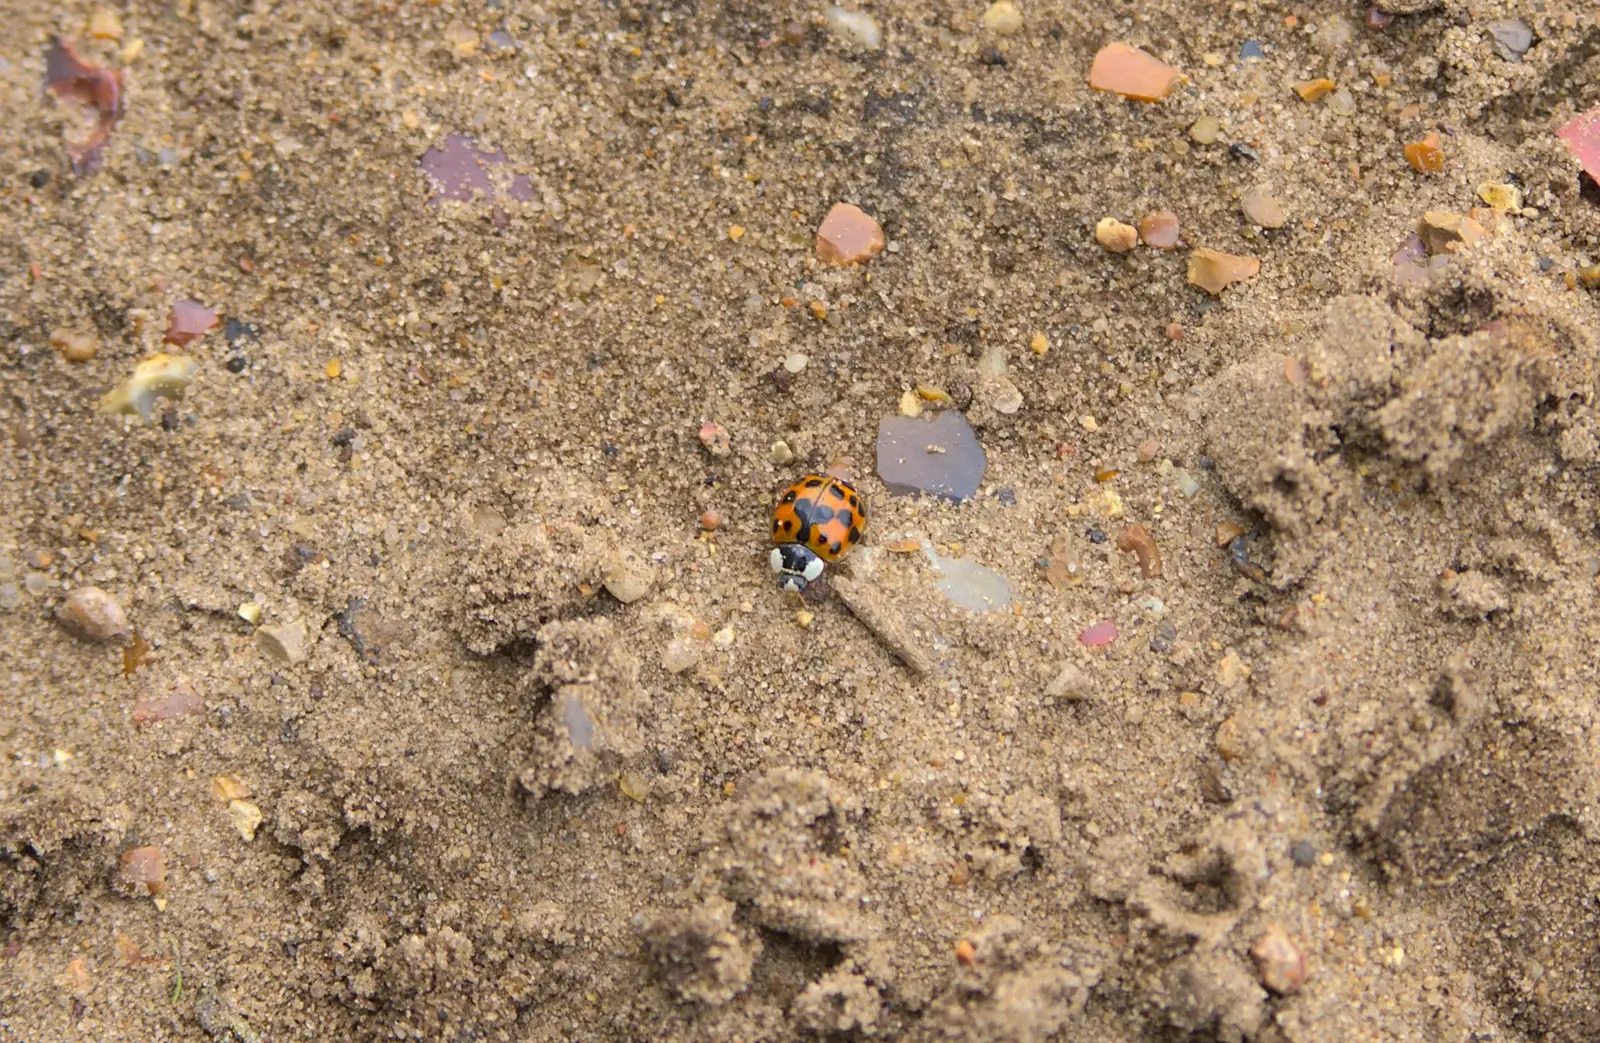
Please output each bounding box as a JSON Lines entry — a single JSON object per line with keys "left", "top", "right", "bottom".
{"left": 981, "top": 1, "right": 1022, "bottom": 35}
{"left": 815, "top": 203, "right": 885, "bottom": 265}
{"left": 1251, "top": 927, "right": 1308, "bottom": 995}
{"left": 662, "top": 638, "right": 699, "bottom": 674}
{"left": 57, "top": 586, "right": 128, "bottom": 642}
{"left": 770, "top": 440, "right": 795, "bottom": 465}
{"left": 256, "top": 620, "right": 308, "bottom": 664}
{"left": 1088, "top": 43, "right": 1177, "bottom": 102}
{"left": 876, "top": 411, "right": 987, "bottom": 503}
{"left": 1138, "top": 211, "right": 1180, "bottom": 249}
{"left": 825, "top": 7, "right": 881, "bottom": 50}
{"left": 923, "top": 540, "right": 1013, "bottom": 613}
{"left": 1187, "top": 248, "right": 1260, "bottom": 294}
{"left": 1189, "top": 116, "right": 1222, "bottom": 144}
{"left": 1240, "top": 186, "right": 1287, "bottom": 229}
{"left": 1094, "top": 217, "right": 1137, "bottom": 253}
{"left": 782, "top": 352, "right": 809, "bottom": 374}
{"left": 1404, "top": 132, "right": 1444, "bottom": 173}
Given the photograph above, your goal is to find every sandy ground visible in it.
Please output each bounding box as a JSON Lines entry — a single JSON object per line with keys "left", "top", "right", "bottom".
{"left": 5, "top": 0, "right": 1600, "bottom": 1039}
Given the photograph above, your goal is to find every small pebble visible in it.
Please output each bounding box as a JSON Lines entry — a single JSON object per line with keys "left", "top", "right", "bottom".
{"left": 698, "top": 510, "right": 724, "bottom": 531}
{"left": 770, "top": 440, "right": 795, "bottom": 465}
{"left": 824, "top": 7, "right": 881, "bottom": 50}
{"left": 662, "top": 638, "right": 699, "bottom": 674}
{"left": 1088, "top": 42, "right": 1178, "bottom": 102}
{"left": 0, "top": 583, "right": 20, "bottom": 610}
{"left": 1189, "top": 116, "right": 1222, "bottom": 144}
{"left": 925, "top": 541, "right": 1013, "bottom": 613}
{"left": 1086, "top": 527, "right": 1107, "bottom": 545}
{"left": 899, "top": 389, "right": 924, "bottom": 417}
{"left": 1418, "top": 210, "right": 1486, "bottom": 255}
{"left": 1173, "top": 469, "right": 1201, "bottom": 497}
{"left": 1558, "top": 107, "right": 1600, "bottom": 182}
{"left": 1329, "top": 88, "right": 1357, "bottom": 117}
{"left": 876, "top": 411, "right": 987, "bottom": 502}
{"left": 1029, "top": 332, "right": 1049, "bottom": 355}
{"left": 1044, "top": 662, "right": 1090, "bottom": 701}
{"left": 50, "top": 327, "right": 98, "bottom": 363}
{"left": 164, "top": 300, "right": 219, "bottom": 347}
{"left": 1150, "top": 622, "right": 1177, "bottom": 653}
{"left": 783, "top": 352, "right": 809, "bottom": 374}
{"left": 1251, "top": 927, "right": 1308, "bottom": 995}
{"left": 1476, "top": 181, "right": 1522, "bottom": 212}
{"left": 981, "top": 0, "right": 1023, "bottom": 35}
{"left": 229, "top": 800, "right": 264, "bottom": 841}
{"left": 1293, "top": 78, "right": 1335, "bottom": 102}
{"left": 237, "top": 601, "right": 262, "bottom": 624}
{"left": 699, "top": 422, "right": 731, "bottom": 457}
{"left": 1079, "top": 620, "right": 1119, "bottom": 647}
{"left": 1187, "top": 248, "right": 1260, "bottom": 295}
{"left": 712, "top": 626, "right": 735, "bottom": 649}
{"left": 1240, "top": 186, "right": 1287, "bottom": 229}
{"left": 88, "top": 9, "right": 124, "bottom": 39}
{"left": 816, "top": 203, "right": 885, "bottom": 265}
{"left": 99, "top": 354, "right": 198, "bottom": 422}
{"left": 603, "top": 551, "right": 654, "bottom": 604}
{"left": 1138, "top": 438, "right": 1161, "bottom": 462}
{"left": 1488, "top": 19, "right": 1533, "bottom": 61}
{"left": 24, "top": 572, "right": 51, "bottom": 596}
{"left": 1239, "top": 40, "right": 1264, "bottom": 61}
{"left": 1290, "top": 839, "right": 1316, "bottom": 867}
{"left": 1094, "top": 217, "right": 1138, "bottom": 253}
{"left": 57, "top": 586, "right": 128, "bottom": 642}
{"left": 1404, "top": 132, "right": 1444, "bottom": 173}
{"left": 620, "top": 771, "right": 652, "bottom": 802}
{"left": 1138, "top": 211, "right": 1180, "bottom": 249}
{"left": 117, "top": 846, "right": 167, "bottom": 898}
{"left": 256, "top": 620, "right": 308, "bottom": 664}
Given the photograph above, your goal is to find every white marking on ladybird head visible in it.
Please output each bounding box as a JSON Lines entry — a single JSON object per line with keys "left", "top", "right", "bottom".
{"left": 803, "top": 555, "right": 825, "bottom": 581}
{"left": 769, "top": 547, "right": 785, "bottom": 573}
{"left": 779, "top": 574, "right": 806, "bottom": 593}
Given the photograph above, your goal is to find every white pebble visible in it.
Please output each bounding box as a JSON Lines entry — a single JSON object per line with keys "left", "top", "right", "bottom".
{"left": 825, "top": 7, "right": 881, "bottom": 50}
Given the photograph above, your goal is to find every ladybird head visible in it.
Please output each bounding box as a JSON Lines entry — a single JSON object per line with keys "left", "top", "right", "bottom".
{"left": 770, "top": 544, "right": 824, "bottom": 592}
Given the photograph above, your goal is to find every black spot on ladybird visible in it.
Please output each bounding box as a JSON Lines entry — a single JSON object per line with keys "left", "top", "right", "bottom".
{"left": 804, "top": 477, "right": 823, "bottom": 488}
{"left": 830, "top": 541, "right": 842, "bottom": 555}
{"left": 782, "top": 490, "right": 797, "bottom": 503}
{"left": 848, "top": 526, "right": 861, "bottom": 543}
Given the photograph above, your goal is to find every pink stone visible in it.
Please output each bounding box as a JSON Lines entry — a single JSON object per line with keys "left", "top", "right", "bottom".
{"left": 164, "top": 300, "right": 218, "bottom": 347}
{"left": 1079, "top": 620, "right": 1119, "bottom": 647}
{"left": 1557, "top": 107, "right": 1600, "bottom": 181}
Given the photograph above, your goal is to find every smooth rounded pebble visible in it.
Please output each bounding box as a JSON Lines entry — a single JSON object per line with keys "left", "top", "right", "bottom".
{"left": 57, "top": 586, "right": 129, "bottom": 642}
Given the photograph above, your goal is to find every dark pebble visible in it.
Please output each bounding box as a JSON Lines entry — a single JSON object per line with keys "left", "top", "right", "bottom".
{"left": 223, "top": 318, "right": 261, "bottom": 344}
{"left": 603, "top": 444, "right": 620, "bottom": 457}
{"left": 30, "top": 170, "right": 51, "bottom": 188}
{"left": 1537, "top": 257, "right": 1554, "bottom": 271}
{"left": 1230, "top": 142, "right": 1261, "bottom": 163}
{"left": 997, "top": 487, "right": 1016, "bottom": 506}
{"left": 980, "top": 47, "right": 1007, "bottom": 66}
{"left": 330, "top": 427, "right": 357, "bottom": 448}
{"left": 1150, "top": 622, "right": 1177, "bottom": 653}
{"left": 1086, "top": 527, "right": 1107, "bottom": 545}
{"left": 758, "top": 96, "right": 773, "bottom": 113}
{"left": 1196, "top": 455, "right": 1215, "bottom": 469}
{"left": 1291, "top": 839, "right": 1316, "bottom": 867}
{"left": 225, "top": 355, "right": 249, "bottom": 373}
{"left": 1239, "top": 40, "right": 1265, "bottom": 60}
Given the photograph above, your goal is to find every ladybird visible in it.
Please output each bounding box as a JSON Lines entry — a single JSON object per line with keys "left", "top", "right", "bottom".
{"left": 769, "top": 473, "right": 868, "bottom": 592}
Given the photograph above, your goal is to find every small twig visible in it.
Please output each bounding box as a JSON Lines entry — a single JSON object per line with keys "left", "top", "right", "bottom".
{"left": 169, "top": 938, "right": 182, "bottom": 1003}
